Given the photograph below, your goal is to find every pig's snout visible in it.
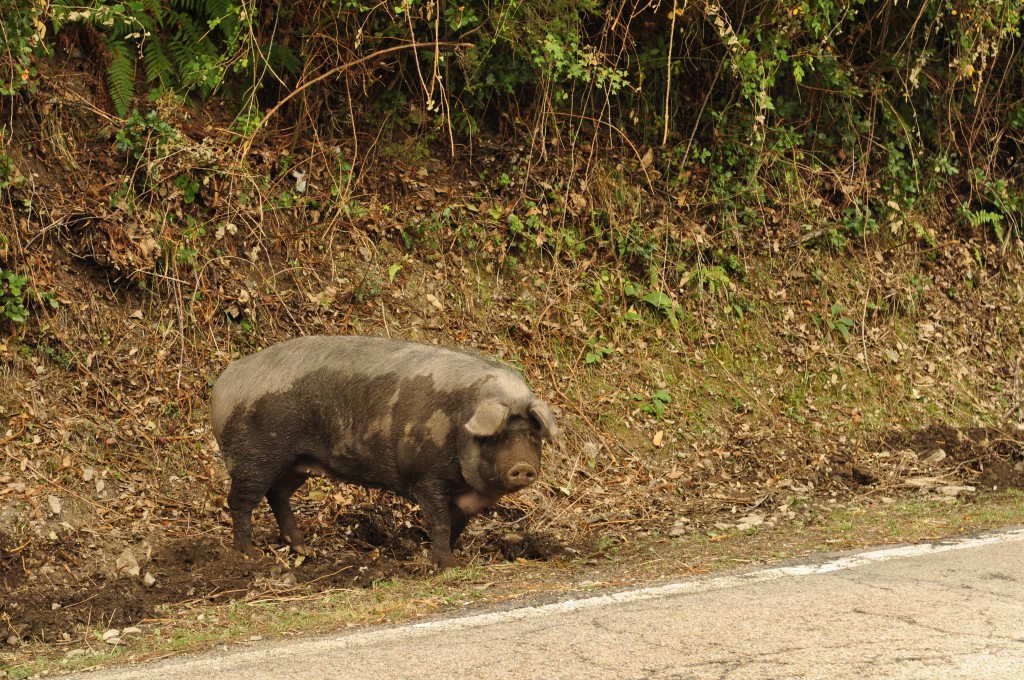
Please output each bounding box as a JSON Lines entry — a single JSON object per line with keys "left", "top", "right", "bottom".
{"left": 506, "top": 463, "right": 538, "bottom": 488}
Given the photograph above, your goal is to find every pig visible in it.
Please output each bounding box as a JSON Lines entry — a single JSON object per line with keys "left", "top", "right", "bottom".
{"left": 210, "top": 335, "right": 559, "bottom": 570}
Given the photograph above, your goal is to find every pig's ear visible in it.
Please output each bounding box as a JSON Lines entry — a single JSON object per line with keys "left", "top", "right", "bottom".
{"left": 529, "top": 399, "right": 560, "bottom": 441}
{"left": 465, "top": 400, "right": 510, "bottom": 437}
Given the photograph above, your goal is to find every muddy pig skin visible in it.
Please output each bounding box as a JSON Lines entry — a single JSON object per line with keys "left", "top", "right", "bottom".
{"left": 210, "top": 335, "right": 559, "bottom": 570}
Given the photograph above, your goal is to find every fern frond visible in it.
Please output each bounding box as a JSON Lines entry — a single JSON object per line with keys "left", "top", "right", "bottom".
{"left": 168, "top": 25, "right": 197, "bottom": 74}
{"left": 170, "top": 0, "right": 202, "bottom": 13}
{"left": 106, "top": 39, "right": 137, "bottom": 118}
{"left": 269, "top": 42, "right": 302, "bottom": 78}
{"left": 205, "top": 0, "right": 231, "bottom": 18}
{"left": 142, "top": 40, "right": 174, "bottom": 88}
{"left": 132, "top": 7, "right": 159, "bottom": 34}
{"left": 50, "top": 0, "right": 77, "bottom": 31}
{"left": 142, "top": 0, "right": 167, "bottom": 23}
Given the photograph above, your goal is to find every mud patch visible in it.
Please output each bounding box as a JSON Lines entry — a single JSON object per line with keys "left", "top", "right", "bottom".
{"left": 880, "top": 425, "right": 1024, "bottom": 491}
{"left": 0, "top": 506, "right": 562, "bottom": 643}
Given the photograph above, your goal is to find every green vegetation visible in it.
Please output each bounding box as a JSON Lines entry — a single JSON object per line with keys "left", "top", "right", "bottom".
{"left": 0, "top": 266, "right": 57, "bottom": 325}
{"left": 2, "top": 0, "right": 1020, "bottom": 252}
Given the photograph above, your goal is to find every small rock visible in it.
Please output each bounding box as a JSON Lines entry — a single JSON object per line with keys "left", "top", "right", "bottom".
{"left": 47, "top": 495, "right": 62, "bottom": 515}
{"left": 937, "top": 485, "right": 975, "bottom": 497}
{"left": 6, "top": 634, "right": 20, "bottom": 647}
{"left": 122, "top": 626, "right": 142, "bottom": 635}
{"left": 278, "top": 572, "right": 297, "bottom": 587}
{"left": 735, "top": 513, "right": 765, "bottom": 531}
{"left": 104, "top": 636, "right": 121, "bottom": 645}
{"left": 102, "top": 628, "right": 120, "bottom": 641}
{"left": 115, "top": 549, "right": 140, "bottom": 579}
{"left": 669, "top": 517, "right": 691, "bottom": 537}
{"left": 921, "top": 449, "right": 947, "bottom": 466}
{"left": 143, "top": 571, "right": 157, "bottom": 587}
{"left": 501, "top": 532, "right": 524, "bottom": 545}
{"left": 903, "top": 476, "right": 941, "bottom": 489}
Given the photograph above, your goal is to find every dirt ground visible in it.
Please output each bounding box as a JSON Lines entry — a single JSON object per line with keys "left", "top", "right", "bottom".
{"left": 0, "top": 498, "right": 563, "bottom": 643}
{"left": 2, "top": 424, "right": 1021, "bottom": 645}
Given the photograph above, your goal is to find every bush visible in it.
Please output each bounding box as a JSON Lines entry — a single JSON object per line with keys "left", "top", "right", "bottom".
{"left": 5, "top": 0, "right": 1022, "bottom": 246}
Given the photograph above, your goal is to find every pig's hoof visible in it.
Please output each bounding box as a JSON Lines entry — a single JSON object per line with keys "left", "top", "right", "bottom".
{"left": 430, "top": 553, "right": 462, "bottom": 572}
{"left": 279, "top": 535, "right": 307, "bottom": 555}
{"left": 238, "top": 545, "right": 263, "bottom": 560}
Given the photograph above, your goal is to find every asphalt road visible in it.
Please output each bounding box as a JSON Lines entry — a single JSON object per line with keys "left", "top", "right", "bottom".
{"left": 72, "top": 527, "right": 1024, "bottom": 679}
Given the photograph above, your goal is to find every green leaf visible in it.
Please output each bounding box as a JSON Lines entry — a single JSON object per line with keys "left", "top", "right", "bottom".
{"left": 652, "top": 389, "right": 672, "bottom": 404}
{"left": 641, "top": 291, "right": 680, "bottom": 330}
{"left": 641, "top": 291, "right": 671, "bottom": 308}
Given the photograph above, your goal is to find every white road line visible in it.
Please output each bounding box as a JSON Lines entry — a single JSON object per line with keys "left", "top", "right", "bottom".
{"left": 408, "top": 526, "right": 1024, "bottom": 633}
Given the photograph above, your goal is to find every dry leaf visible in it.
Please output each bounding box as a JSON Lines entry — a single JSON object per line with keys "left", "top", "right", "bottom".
{"left": 640, "top": 147, "right": 654, "bottom": 168}
{"left": 425, "top": 293, "right": 443, "bottom": 311}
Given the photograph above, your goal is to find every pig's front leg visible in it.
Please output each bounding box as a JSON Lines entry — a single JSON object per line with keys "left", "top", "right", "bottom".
{"left": 413, "top": 480, "right": 460, "bottom": 570}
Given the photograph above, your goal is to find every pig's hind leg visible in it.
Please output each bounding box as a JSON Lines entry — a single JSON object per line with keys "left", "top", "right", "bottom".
{"left": 267, "top": 469, "right": 309, "bottom": 554}
{"left": 227, "top": 475, "right": 270, "bottom": 559}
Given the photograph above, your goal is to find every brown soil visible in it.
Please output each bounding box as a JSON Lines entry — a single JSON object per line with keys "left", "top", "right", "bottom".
{"left": 882, "top": 425, "right": 1024, "bottom": 491}
{"left": 3, "top": 425, "right": 1021, "bottom": 644}
{"left": 0, "top": 500, "right": 565, "bottom": 643}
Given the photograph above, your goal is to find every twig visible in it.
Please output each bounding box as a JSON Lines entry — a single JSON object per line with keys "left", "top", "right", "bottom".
{"left": 662, "top": 1, "right": 687, "bottom": 147}
{"left": 0, "top": 423, "right": 27, "bottom": 447}
{"left": 239, "top": 42, "right": 471, "bottom": 162}
{"left": 304, "top": 565, "right": 354, "bottom": 586}
{"left": 550, "top": 111, "right": 655, "bottom": 192}
{"left": 541, "top": 353, "right": 620, "bottom": 465}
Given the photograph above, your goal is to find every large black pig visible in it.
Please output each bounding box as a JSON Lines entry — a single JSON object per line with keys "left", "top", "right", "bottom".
{"left": 210, "top": 335, "right": 559, "bottom": 569}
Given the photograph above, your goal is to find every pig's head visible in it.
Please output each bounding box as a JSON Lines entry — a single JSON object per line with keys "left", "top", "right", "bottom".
{"left": 462, "top": 398, "right": 559, "bottom": 494}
